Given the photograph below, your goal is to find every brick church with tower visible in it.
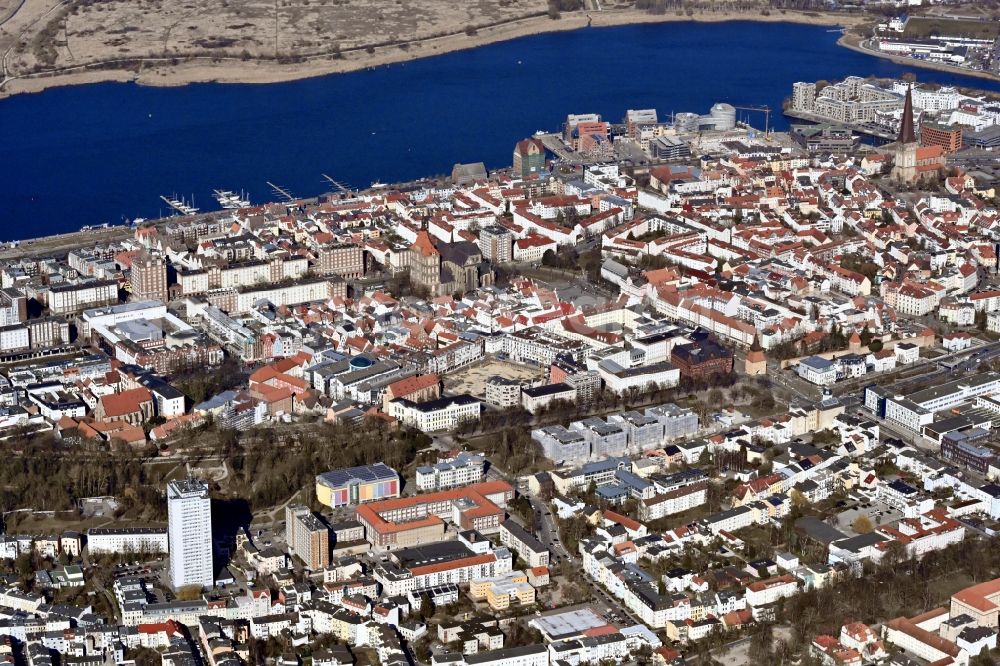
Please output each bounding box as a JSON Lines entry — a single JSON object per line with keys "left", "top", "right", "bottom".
{"left": 890, "top": 86, "right": 946, "bottom": 184}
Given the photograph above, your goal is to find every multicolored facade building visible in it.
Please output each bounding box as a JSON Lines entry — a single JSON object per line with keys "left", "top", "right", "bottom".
{"left": 315, "top": 463, "right": 400, "bottom": 508}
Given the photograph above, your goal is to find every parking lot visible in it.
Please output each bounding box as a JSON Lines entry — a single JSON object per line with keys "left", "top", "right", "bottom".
{"left": 718, "top": 625, "right": 793, "bottom": 665}
{"left": 832, "top": 494, "right": 902, "bottom": 535}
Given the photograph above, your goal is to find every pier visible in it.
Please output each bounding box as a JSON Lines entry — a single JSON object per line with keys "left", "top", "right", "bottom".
{"left": 322, "top": 174, "right": 352, "bottom": 194}
{"left": 159, "top": 195, "right": 199, "bottom": 216}
{"left": 266, "top": 181, "right": 297, "bottom": 202}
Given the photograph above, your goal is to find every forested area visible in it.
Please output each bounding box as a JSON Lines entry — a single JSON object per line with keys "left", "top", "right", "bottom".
{"left": 728, "top": 538, "right": 1000, "bottom": 665}
{"left": 0, "top": 418, "right": 431, "bottom": 526}
{"left": 0, "top": 433, "right": 160, "bottom": 517}
{"left": 220, "top": 420, "right": 430, "bottom": 511}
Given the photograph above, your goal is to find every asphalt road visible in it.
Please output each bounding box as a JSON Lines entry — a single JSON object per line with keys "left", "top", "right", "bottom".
{"left": 517, "top": 477, "right": 644, "bottom": 626}
{"left": 771, "top": 339, "right": 1000, "bottom": 411}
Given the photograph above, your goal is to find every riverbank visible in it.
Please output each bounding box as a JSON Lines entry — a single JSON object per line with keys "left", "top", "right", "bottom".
{"left": 0, "top": 8, "right": 864, "bottom": 99}
{"left": 836, "top": 32, "right": 1000, "bottom": 84}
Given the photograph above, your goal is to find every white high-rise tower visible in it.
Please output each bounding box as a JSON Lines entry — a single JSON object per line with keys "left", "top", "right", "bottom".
{"left": 167, "top": 479, "right": 214, "bottom": 590}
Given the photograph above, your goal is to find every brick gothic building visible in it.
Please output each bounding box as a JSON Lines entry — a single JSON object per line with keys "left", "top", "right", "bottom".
{"left": 130, "top": 252, "right": 168, "bottom": 303}
{"left": 670, "top": 339, "right": 734, "bottom": 379}
{"left": 406, "top": 231, "right": 494, "bottom": 297}
{"left": 513, "top": 138, "right": 546, "bottom": 179}
{"left": 891, "top": 87, "right": 946, "bottom": 184}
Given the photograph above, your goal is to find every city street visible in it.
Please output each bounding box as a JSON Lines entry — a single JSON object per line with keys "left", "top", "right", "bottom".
{"left": 768, "top": 339, "right": 1000, "bottom": 411}
{"left": 518, "top": 477, "right": 645, "bottom": 627}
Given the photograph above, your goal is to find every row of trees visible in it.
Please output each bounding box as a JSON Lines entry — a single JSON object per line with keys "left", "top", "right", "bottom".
{"left": 463, "top": 372, "right": 775, "bottom": 475}
{"left": 472, "top": 427, "right": 543, "bottom": 477}
{"left": 658, "top": 527, "right": 1000, "bottom": 663}
{"left": 541, "top": 246, "right": 604, "bottom": 283}
{"left": 479, "top": 371, "right": 745, "bottom": 432}
{"left": 840, "top": 252, "right": 881, "bottom": 285}
{"left": 771, "top": 323, "right": 853, "bottom": 361}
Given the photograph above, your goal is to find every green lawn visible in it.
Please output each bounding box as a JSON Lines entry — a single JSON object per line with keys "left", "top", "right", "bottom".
{"left": 903, "top": 16, "right": 1000, "bottom": 40}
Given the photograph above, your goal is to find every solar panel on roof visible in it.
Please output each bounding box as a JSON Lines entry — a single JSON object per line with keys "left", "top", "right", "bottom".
{"left": 318, "top": 463, "right": 397, "bottom": 487}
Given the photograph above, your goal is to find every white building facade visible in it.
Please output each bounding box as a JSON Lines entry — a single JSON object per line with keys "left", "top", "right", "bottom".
{"left": 167, "top": 479, "right": 214, "bottom": 590}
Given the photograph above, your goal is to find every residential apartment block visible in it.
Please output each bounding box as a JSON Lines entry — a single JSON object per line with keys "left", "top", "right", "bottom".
{"left": 415, "top": 452, "right": 486, "bottom": 492}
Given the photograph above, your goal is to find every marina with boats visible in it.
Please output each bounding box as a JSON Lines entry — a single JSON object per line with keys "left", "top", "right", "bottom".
{"left": 159, "top": 194, "right": 199, "bottom": 216}
{"left": 213, "top": 189, "right": 252, "bottom": 210}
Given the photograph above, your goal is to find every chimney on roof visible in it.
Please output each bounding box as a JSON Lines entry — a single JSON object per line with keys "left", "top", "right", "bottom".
{"left": 898, "top": 85, "right": 917, "bottom": 145}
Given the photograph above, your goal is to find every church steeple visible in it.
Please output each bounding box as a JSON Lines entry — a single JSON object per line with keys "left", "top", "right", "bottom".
{"left": 898, "top": 85, "right": 916, "bottom": 145}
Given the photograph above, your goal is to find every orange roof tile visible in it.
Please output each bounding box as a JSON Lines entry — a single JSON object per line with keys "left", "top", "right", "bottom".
{"left": 603, "top": 510, "right": 642, "bottom": 533}
{"left": 411, "top": 231, "right": 439, "bottom": 257}
{"left": 356, "top": 481, "right": 512, "bottom": 535}
{"left": 952, "top": 579, "right": 1000, "bottom": 613}
{"left": 99, "top": 387, "right": 152, "bottom": 419}
{"left": 386, "top": 374, "right": 440, "bottom": 400}
{"left": 410, "top": 553, "right": 498, "bottom": 578}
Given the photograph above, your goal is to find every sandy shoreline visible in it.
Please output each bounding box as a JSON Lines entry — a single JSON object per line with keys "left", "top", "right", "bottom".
{"left": 0, "top": 9, "right": 862, "bottom": 99}
{"left": 3, "top": 7, "right": 995, "bottom": 102}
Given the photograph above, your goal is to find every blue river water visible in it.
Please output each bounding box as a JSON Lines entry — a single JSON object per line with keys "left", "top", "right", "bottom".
{"left": 3, "top": 20, "right": 1000, "bottom": 239}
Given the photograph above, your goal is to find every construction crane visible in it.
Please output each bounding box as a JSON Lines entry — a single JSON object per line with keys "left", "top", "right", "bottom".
{"left": 733, "top": 105, "right": 772, "bottom": 138}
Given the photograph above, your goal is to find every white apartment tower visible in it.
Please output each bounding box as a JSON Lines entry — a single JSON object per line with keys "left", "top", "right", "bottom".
{"left": 792, "top": 82, "right": 817, "bottom": 112}
{"left": 167, "top": 479, "right": 214, "bottom": 590}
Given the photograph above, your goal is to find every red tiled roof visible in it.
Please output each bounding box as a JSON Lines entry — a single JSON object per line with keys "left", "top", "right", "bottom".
{"left": 952, "top": 578, "right": 1000, "bottom": 613}
{"left": 99, "top": 387, "right": 152, "bottom": 418}
{"left": 747, "top": 574, "right": 797, "bottom": 593}
{"left": 582, "top": 624, "right": 620, "bottom": 637}
{"left": 410, "top": 553, "right": 496, "bottom": 577}
{"left": 514, "top": 233, "right": 556, "bottom": 249}
{"left": 603, "top": 510, "right": 641, "bottom": 533}
{"left": 411, "top": 231, "right": 439, "bottom": 257}
{"left": 137, "top": 620, "right": 181, "bottom": 636}
{"left": 386, "top": 374, "right": 439, "bottom": 399}
{"left": 886, "top": 616, "right": 959, "bottom": 657}
{"left": 356, "top": 481, "right": 512, "bottom": 536}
